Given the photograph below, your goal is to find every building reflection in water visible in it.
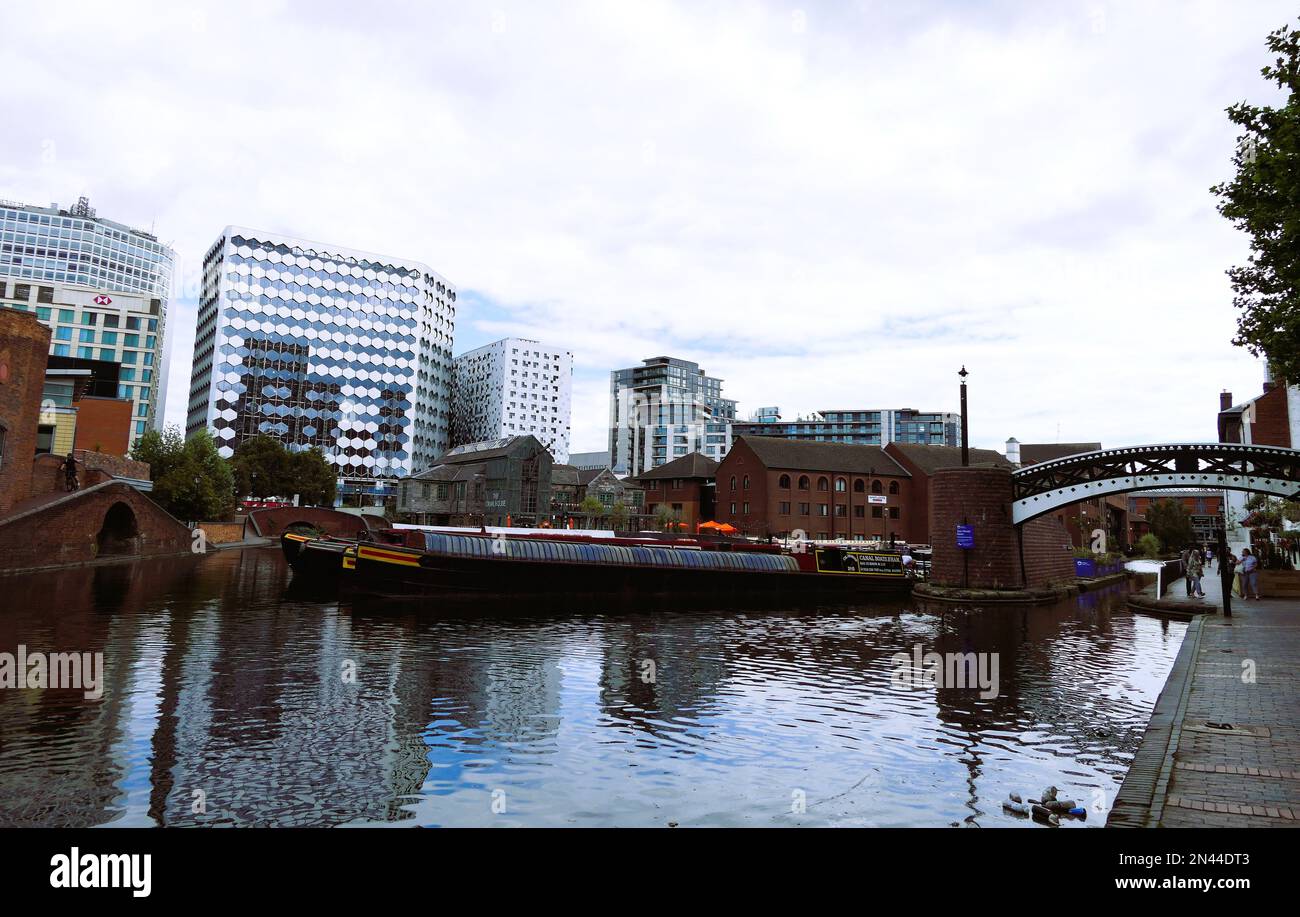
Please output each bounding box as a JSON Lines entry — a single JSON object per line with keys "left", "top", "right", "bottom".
{"left": 0, "top": 549, "right": 1187, "bottom": 828}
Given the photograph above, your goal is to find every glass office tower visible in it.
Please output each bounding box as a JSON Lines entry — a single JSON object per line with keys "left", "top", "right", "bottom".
{"left": 186, "top": 227, "right": 456, "bottom": 498}
{"left": 0, "top": 197, "right": 175, "bottom": 433}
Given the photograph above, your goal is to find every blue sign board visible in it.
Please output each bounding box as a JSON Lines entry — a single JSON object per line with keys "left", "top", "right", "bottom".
{"left": 956, "top": 524, "right": 975, "bottom": 549}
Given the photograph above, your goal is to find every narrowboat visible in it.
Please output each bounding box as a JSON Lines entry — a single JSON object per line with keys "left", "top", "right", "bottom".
{"left": 282, "top": 528, "right": 914, "bottom": 600}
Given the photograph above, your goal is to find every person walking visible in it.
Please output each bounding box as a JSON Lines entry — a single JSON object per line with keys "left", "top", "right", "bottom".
{"left": 1186, "top": 548, "right": 1205, "bottom": 598}
{"left": 1240, "top": 548, "right": 1262, "bottom": 600}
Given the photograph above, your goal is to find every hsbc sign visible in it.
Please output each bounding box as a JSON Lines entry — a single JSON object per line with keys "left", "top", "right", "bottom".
{"left": 93, "top": 294, "right": 113, "bottom": 305}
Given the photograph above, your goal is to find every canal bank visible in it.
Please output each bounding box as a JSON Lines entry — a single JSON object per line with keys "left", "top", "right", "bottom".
{"left": 1109, "top": 573, "right": 1300, "bottom": 827}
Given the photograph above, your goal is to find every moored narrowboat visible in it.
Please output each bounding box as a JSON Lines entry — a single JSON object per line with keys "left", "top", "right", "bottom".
{"left": 301, "top": 529, "right": 914, "bottom": 601}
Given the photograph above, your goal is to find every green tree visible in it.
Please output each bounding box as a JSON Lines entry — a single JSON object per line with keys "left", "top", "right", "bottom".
{"left": 231, "top": 435, "right": 291, "bottom": 498}
{"left": 579, "top": 495, "right": 605, "bottom": 525}
{"left": 653, "top": 503, "right": 679, "bottom": 532}
{"left": 131, "top": 427, "right": 185, "bottom": 482}
{"left": 1145, "top": 498, "right": 1196, "bottom": 552}
{"left": 1211, "top": 19, "right": 1300, "bottom": 382}
{"left": 1137, "top": 533, "right": 1163, "bottom": 559}
{"left": 132, "top": 427, "right": 235, "bottom": 522}
{"left": 290, "top": 447, "right": 338, "bottom": 506}
{"left": 609, "top": 501, "right": 630, "bottom": 532}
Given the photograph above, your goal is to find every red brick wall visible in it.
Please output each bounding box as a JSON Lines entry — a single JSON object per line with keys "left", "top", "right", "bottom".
{"left": 929, "top": 467, "right": 1078, "bottom": 589}
{"left": 1020, "top": 514, "right": 1076, "bottom": 587}
{"left": 1249, "top": 385, "right": 1291, "bottom": 447}
{"left": 72, "top": 397, "right": 133, "bottom": 456}
{"left": 29, "top": 450, "right": 148, "bottom": 499}
{"left": 929, "top": 467, "right": 1021, "bottom": 588}
{"left": 0, "top": 309, "right": 52, "bottom": 516}
{"left": 644, "top": 479, "right": 709, "bottom": 529}
{"left": 0, "top": 482, "right": 192, "bottom": 572}
{"left": 246, "top": 506, "right": 386, "bottom": 538}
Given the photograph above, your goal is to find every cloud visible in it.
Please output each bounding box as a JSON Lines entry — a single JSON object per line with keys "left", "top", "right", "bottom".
{"left": 1, "top": 0, "right": 1288, "bottom": 455}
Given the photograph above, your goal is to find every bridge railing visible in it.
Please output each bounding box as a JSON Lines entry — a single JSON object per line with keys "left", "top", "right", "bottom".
{"left": 1156, "top": 559, "right": 1185, "bottom": 598}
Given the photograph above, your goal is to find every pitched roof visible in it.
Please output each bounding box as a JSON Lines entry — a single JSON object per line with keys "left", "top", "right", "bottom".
{"left": 433, "top": 434, "right": 546, "bottom": 466}
{"left": 735, "top": 436, "right": 909, "bottom": 476}
{"left": 635, "top": 452, "right": 720, "bottom": 481}
{"left": 409, "top": 462, "right": 484, "bottom": 482}
{"left": 550, "top": 464, "right": 581, "bottom": 486}
{"left": 1017, "top": 442, "right": 1102, "bottom": 465}
{"left": 578, "top": 467, "right": 618, "bottom": 486}
{"left": 887, "top": 442, "right": 1013, "bottom": 474}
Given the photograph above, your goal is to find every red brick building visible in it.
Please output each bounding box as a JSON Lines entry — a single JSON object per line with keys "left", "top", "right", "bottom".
{"left": 0, "top": 309, "right": 53, "bottom": 515}
{"left": 715, "top": 436, "right": 918, "bottom": 541}
{"left": 1218, "top": 383, "right": 1294, "bottom": 447}
{"left": 635, "top": 452, "right": 717, "bottom": 530}
{"left": 1128, "top": 492, "right": 1224, "bottom": 543}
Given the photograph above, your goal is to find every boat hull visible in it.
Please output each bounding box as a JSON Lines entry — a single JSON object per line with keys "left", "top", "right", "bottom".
{"left": 280, "top": 533, "right": 351, "bottom": 578}
{"left": 347, "top": 542, "right": 912, "bottom": 602}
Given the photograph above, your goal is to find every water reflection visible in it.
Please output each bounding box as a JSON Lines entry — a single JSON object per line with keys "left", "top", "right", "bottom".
{"left": 0, "top": 549, "right": 1185, "bottom": 827}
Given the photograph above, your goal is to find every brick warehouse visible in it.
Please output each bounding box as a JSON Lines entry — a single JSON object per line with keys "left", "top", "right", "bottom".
{"left": 715, "top": 436, "right": 922, "bottom": 541}
{"left": 635, "top": 452, "right": 717, "bottom": 530}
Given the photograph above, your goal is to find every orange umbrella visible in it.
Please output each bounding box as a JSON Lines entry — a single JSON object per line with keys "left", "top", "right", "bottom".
{"left": 698, "top": 520, "right": 722, "bottom": 531}
{"left": 716, "top": 523, "right": 738, "bottom": 534}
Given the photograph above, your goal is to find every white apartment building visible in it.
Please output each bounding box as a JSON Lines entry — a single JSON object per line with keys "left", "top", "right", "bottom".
{"left": 451, "top": 338, "right": 573, "bottom": 464}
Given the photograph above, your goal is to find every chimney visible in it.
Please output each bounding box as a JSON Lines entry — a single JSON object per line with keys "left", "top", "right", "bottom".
{"left": 1005, "top": 437, "right": 1021, "bottom": 467}
{"left": 1219, "top": 391, "right": 1233, "bottom": 411}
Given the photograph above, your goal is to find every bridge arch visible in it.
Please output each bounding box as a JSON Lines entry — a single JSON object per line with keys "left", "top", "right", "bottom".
{"left": 1011, "top": 443, "right": 1300, "bottom": 524}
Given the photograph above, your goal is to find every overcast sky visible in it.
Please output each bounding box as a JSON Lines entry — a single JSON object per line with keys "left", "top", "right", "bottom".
{"left": 3, "top": 1, "right": 1291, "bottom": 454}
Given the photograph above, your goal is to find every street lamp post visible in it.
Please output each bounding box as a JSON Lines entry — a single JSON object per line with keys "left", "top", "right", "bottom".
{"left": 959, "top": 366, "right": 970, "bottom": 467}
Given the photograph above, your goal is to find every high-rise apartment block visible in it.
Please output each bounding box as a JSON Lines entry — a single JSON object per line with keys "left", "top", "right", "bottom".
{"left": 451, "top": 338, "right": 573, "bottom": 464}
{"left": 731, "top": 407, "right": 961, "bottom": 447}
{"left": 185, "top": 228, "right": 456, "bottom": 497}
{"left": 609, "top": 356, "right": 736, "bottom": 476}
{"left": 0, "top": 197, "right": 175, "bottom": 440}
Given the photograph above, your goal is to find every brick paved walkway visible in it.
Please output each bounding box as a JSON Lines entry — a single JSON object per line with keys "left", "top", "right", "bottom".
{"left": 1109, "top": 568, "right": 1300, "bottom": 827}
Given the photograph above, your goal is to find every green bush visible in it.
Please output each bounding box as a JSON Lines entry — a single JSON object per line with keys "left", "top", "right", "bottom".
{"left": 1137, "top": 533, "right": 1162, "bottom": 559}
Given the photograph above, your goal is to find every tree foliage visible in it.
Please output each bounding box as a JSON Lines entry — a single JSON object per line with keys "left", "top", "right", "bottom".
{"left": 1137, "top": 533, "right": 1163, "bottom": 559}
{"left": 652, "top": 503, "right": 680, "bottom": 532}
{"left": 291, "top": 448, "right": 338, "bottom": 507}
{"left": 1146, "top": 498, "right": 1196, "bottom": 552}
{"left": 610, "top": 501, "right": 630, "bottom": 531}
{"left": 231, "top": 435, "right": 337, "bottom": 506}
{"left": 131, "top": 426, "right": 235, "bottom": 522}
{"left": 231, "top": 435, "right": 291, "bottom": 498}
{"left": 1211, "top": 19, "right": 1300, "bottom": 382}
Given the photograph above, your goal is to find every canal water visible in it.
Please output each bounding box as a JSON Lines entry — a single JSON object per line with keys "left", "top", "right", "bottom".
{"left": 0, "top": 547, "right": 1186, "bottom": 828}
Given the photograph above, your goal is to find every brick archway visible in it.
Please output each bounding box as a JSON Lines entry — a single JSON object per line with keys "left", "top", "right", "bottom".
{"left": 96, "top": 501, "right": 140, "bottom": 555}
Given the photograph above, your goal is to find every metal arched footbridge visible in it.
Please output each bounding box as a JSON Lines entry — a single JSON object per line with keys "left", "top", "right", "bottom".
{"left": 1011, "top": 443, "right": 1300, "bottom": 524}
